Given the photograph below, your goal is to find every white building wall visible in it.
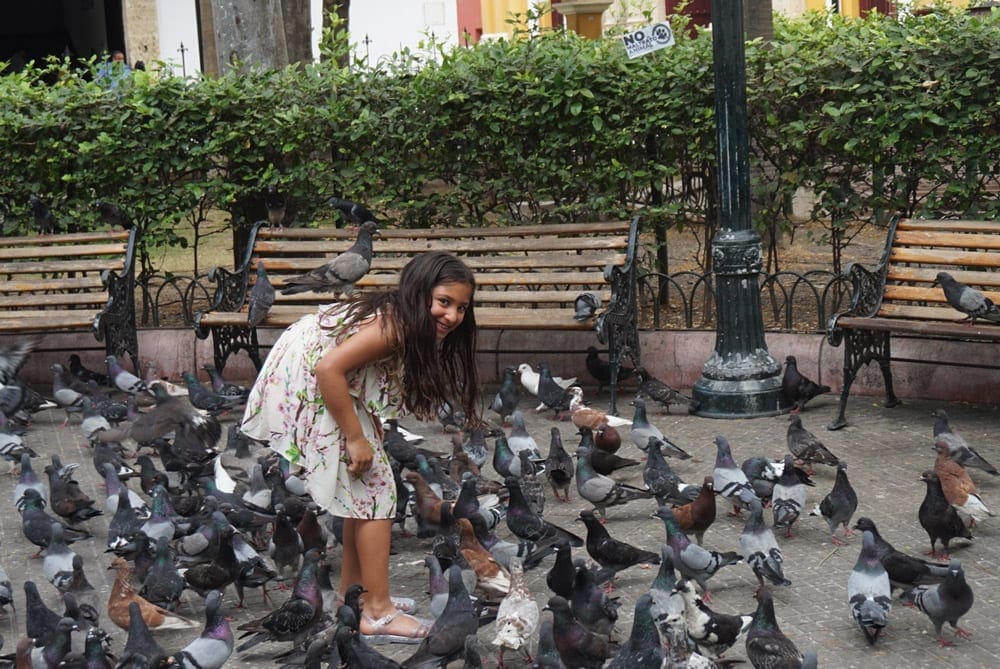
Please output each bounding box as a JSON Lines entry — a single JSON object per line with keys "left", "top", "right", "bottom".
{"left": 349, "top": 0, "right": 459, "bottom": 65}
{"left": 156, "top": 0, "right": 202, "bottom": 75}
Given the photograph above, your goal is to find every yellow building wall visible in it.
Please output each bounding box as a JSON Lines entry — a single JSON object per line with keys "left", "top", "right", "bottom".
{"left": 481, "top": 0, "right": 554, "bottom": 35}
{"left": 803, "top": 0, "right": 969, "bottom": 18}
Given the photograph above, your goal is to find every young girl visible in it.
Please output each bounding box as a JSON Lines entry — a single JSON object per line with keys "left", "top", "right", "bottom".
{"left": 241, "top": 251, "right": 480, "bottom": 642}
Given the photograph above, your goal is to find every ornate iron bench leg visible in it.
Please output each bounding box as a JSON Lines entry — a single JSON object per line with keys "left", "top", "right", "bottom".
{"left": 828, "top": 328, "right": 893, "bottom": 430}
{"left": 879, "top": 336, "right": 900, "bottom": 408}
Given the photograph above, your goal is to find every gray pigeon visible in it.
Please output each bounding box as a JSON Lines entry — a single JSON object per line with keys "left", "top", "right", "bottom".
{"left": 50, "top": 363, "right": 86, "bottom": 426}
{"left": 281, "top": 220, "right": 379, "bottom": 295}
{"left": 265, "top": 186, "right": 287, "bottom": 227}
{"left": 247, "top": 261, "right": 276, "bottom": 327}
{"left": 653, "top": 506, "right": 741, "bottom": 601}
{"left": 712, "top": 435, "right": 759, "bottom": 517}
{"left": 674, "top": 578, "right": 752, "bottom": 660}
{"left": 536, "top": 363, "right": 573, "bottom": 416}
{"left": 902, "top": 558, "right": 975, "bottom": 647}
{"left": 172, "top": 590, "right": 234, "bottom": 669}
{"left": 606, "top": 592, "right": 662, "bottom": 669}
{"left": 851, "top": 517, "right": 950, "bottom": 593}
{"left": 402, "top": 565, "right": 477, "bottom": 668}
{"left": 544, "top": 595, "right": 613, "bottom": 669}
{"left": 936, "top": 271, "right": 1000, "bottom": 323}
{"left": 810, "top": 460, "right": 858, "bottom": 545}
{"left": 573, "top": 291, "right": 601, "bottom": 321}
{"left": 932, "top": 408, "right": 999, "bottom": 475}
{"left": 42, "top": 522, "right": 78, "bottom": 591}
{"left": 575, "top": 445, "right": 653, "bottom": 519}
{"left": 545, "top": 427, "right": 574, "bottom": 502}
{"left": 771, "top": 454, "right": 807, "bottom": 538}
{"left": 489, "top": 366, "right": 521, "bottom": 424}
{"left": 508, "top": 410, "right": 542, "bottom": 460}
{"left": 106, "top": 355, "right": 148, "bottom": 395}
{"left": 740, "top": 498, "right": 791, "bottom": 587}
{"left": 848, "top": 530, "right": 892, "bottom": 645}
{"left": 787, "top": 414, "right": 839, "bottom": 474}
{"left": 629, "top": 400, "right": 690, "bottom": 459}
{"left": 639, "top": 437, "right": 699, "bottom": 507}
{"left": 745, "top": 586, "right": 803, "bottom": 669}
{"left": 328, "top": 196, "right": 380, "bottom": 225}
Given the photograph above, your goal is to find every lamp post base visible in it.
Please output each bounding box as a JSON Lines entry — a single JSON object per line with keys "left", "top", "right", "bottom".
{"left": 692, "top": 350, "right": 791, "bottom": 418}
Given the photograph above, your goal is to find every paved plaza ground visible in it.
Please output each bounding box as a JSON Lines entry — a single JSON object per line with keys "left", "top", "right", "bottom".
{"left": 2, "top": 387, "right": 999, "bottom": 668}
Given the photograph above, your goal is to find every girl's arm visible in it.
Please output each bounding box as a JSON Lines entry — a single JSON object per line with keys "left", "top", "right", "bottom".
{"left": 315, "top": 314, "right": 396, "bottom": 476}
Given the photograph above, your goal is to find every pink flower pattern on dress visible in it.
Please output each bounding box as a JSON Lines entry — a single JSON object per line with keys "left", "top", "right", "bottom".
{"left": 241, "top": 304, "right": 403, "bottom": 519}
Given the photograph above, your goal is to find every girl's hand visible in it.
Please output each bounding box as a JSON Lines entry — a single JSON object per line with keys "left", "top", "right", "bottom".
{"left": 345, "top": 436, "right": 374, "bottom": 477}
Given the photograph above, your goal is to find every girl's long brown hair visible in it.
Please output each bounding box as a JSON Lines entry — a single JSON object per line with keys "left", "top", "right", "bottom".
{"left": 325, "top": 251, "right": 481, "bottom": 423}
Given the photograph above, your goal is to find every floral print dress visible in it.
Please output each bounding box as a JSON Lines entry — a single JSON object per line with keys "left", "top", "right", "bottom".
{"left": 241, "top": 303, "right": 403, "bottom": 519}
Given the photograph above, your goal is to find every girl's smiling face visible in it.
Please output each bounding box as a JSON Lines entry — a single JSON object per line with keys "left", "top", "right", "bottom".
{"left": 430, "top": 281, "right": 473, "bottom": 340}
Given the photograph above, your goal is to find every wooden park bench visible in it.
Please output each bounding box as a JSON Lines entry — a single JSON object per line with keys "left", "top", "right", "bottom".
{"left": 195, "top": 218, "right": 642, "bottom": 412}
{"left": 826, "top": 217, "right": 1000, "bottom": 429}
{"left": 0, "top": 228, "right": 140, "bottom": 364}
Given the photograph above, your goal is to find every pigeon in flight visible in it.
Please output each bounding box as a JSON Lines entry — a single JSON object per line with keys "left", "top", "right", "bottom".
{"left": 281, "top": 220, "right": 379, "bottom": 296}
{"left": 936, "top": 271, "right": 1000, "bottom": 324}
{"left": 328, "top": 196, "right": 380, "bottom": 225}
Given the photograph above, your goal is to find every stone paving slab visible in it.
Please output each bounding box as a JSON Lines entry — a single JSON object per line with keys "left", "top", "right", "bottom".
{"left": 2, "top": 390, "right": 999, "bottom": 668}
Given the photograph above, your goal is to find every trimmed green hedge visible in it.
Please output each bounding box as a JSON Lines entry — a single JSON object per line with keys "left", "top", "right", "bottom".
{"left": 1, "top": 8, "right": 996, "bottom": 278}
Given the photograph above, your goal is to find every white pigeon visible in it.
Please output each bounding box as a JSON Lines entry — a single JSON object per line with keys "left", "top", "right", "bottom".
{"left": 491, "top": 556, "right": 538, "bottom": 665}
{"left": 516, "top": 363, "right": 575, "bottom": 397}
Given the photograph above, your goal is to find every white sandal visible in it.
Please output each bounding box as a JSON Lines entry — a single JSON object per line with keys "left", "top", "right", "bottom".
{"left": 359, "top": 610, "right": 431, "bottom": 645}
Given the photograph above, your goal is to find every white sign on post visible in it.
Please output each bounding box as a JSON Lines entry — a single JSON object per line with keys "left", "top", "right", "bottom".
{"left": 621, "top": 22, "right": 676, "bottom": 59}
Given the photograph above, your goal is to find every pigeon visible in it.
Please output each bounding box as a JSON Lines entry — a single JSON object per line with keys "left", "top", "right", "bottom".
{"left": 771, "top": 454, "right": 807, "bottom": 538}
{"left": 183, "top": 371, "right": 242, "bottom": 416}
{"left": 578, "top": 508, "right": 659, "bottom": 584}
{"left": 712, "top": 435, "right": 759, "bottom": 516}
{"left": 674, "top": 578, "right": 752, "bottom": 660}
{"left": 50, "top": 363, "right": 87, "bottom": 426}
{"left": 545, "top": 427, "right": 574, "bottom": 502}
{"left": 265, "top": 186, "right": 287, "bottom": 226}
{"left": 401, "top": 565, "right": 477, "bottom": 668}
{"left": 269, "top": 505, "right": 305, "bottom": 581}
{"left": 117, "top": 601, "right": 170, "bottom": 669}
{"left": 107, "top": 557, "right": 199, "bottom": 631}
{"left": 631, "top": 399, "right": 690, "bottom": 459}
{"left": 781, "top": 355, "right": 830, "bottom": 411}
{"left": 172, "top": 590, "right": 234, "bottom": 669}
{"left": 143, "top": 536, "right": 187, "bottom": 611}
{"left": 127, "top": 381, "right": 222, "bottom": 450}
{"left": 634, "top": 367, "right": 696, "bottom": 413}
{"left": 69, "top": 354, "right": 113, "bottom": 388}
{"left": 30, "top": 616, "right": 78, "bottom": 669}
{"left": 490, "top": 366, "right": 521, "bottom": 423}
{"left": 203, "top": 365, "right": 249, "bottom": 404}
{"left": 436, "top": 399, "right": 466, "bottom": 433}
{"left": 585, "top": 346, "right": 635, "bottom": 395}
{"left": 16, "top": 488, "right": 92, "bottom": 557}
{"left": 14, "top": 452, "right": 47, "bottom": 507}
{"left": 516, "top": 363, "right": 575, "bottom": 397}
{"left": 745, "top": 586, "right": 803, "bottom": 669}
{"left": 63, "top": 554, "right": 99, "bottom": 622}
{"left": 606, "top": 592, "right": 662, "bottom": 669}
{"left": 901, "top": 558, "right": 975, "bottom": 646}
{"left": 647, "top": 545, "right": 684, "bottom": 625}
{"left": 247, "top": 261, "right": 276, "bottom": 327}
{"left": 329, "top": 196, "right": 380, "bottom": 225}
{"left": 569, "top": 387, "right": 631, "bottom": 430}
{"left": 504, "top": 477, "right": 582, "bottom": 548}
{"left": 236, "top": 548, "right": 325, "bottom": 651}
{"left": 46, "top": 462, "right": 102, "bottom": 525}
{"left": 281, "top": 220, "right": 379, "bottom": 295}
{"left": 653, "top": 506, "right": 741, "bottom": 601}
{"left": 491, "top": 557, "right": 539, "bottom": 666}
{"left": 934, "top": 441, "right": 994, "bottom": 527}
{"left": 535, "top": 363, "right": 574, "bottom": 416}
{"left": 30, "top": 193, "right": 60, "bottom": 234}
{"left": 42, "top": 522, "right": 78, "bottom": 591}
{"left": 936, "top": 271, "right": 1000, "bottom": 323}
{"left": 918, "top": 470, "right": 973, "bottom": 559}
{"left": 107, "top": 485, "right": 145, "bottom": 551}
{"left": 810, "top": 460, "right": 858, "bottom": 546}
{"left": 670, "top": 476, "right": 716, "bottom": 545}
{"left": 25, "top": 579, "right": 62, "bottom": 642}
{"left": 638, "top": 436, "right": 700, "bottom": 508}
{"left": 742, "top": 456, "right": 782, "bottom": 503}
{"left": 575, "top": 444, "right": 653, "bottom": 519}
{"left": 0, "top": 563, "right": 12, "bottom": 614}
{"left": 573, "top": 291, "right": 601, "bottom": 321}
{"left": 508, "top": 410, "right": 543, "bottom": 460}
{"left": 105, "top": 355, "right": 148, "bottom": 395}
{"left": 931, "top": 408, "right": 999, "bottom": 476}
{"left": 851, "top": 517, "right": 950, "bottom": 593}
{"left": 544, "top": 595, "right": 613, "bottom": 669}
{"left": 95, "top": 199, "right": 132, "bottom": 229}
{"left": 787, "top": 414, "right": 839, "bottom": 474}
{"left": 848, "top": 530, "right": 892, "bottom": 645}
{"left": 740, "top": 498, "right": 791, "bottom": 587}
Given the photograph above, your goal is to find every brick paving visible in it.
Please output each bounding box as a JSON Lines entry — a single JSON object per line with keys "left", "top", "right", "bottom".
{"left": 2, "top": 389, "right": 999, "bottom": 668}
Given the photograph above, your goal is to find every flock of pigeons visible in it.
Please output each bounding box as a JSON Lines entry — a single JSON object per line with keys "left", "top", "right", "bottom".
{"left": 0, "top": 330, "right": 994, "bottom": 669}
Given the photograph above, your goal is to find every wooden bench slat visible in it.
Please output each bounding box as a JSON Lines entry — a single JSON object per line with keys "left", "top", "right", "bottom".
{"left": 882, "top": 285, "right": 1000, "bottom": 305}
{"left": 255, "top": 252, "right": 625, "bottom": 273}
{"left": 0, "top": 230, "right": 130, "bottom": 247}
{"left": 885, "top": 267, "right": 1000, "bottom": 287}
{"left": 837, "top": 314, "right": 1000, "bottom": 340}
{"left": 889, "top": 247, "right": 1000, "bottom": 267}
{"left": 0, "top": 276, "right": 109, "bottom": 292}
{"left": 269, "top": 271, "right": 608, "bottom": 290}
{"left": 1, "top": 312, "right": 99, "bottom": 327}
{"left": 0, "top": 242, "right": 129, "bottom": 261}
{"left": 876, "top": 302, "right": 983, "bottom": 322}
{"left": 269, "top": 289, "right": 612, "bottom": 307}
{"left": 893, "top": 230, "right": 1000, "bottom": 251}
{"left": 0, "top": 259, "right": 125, "bottom": 275}
{"left": 257, "top": 221, "right": 632, "bottom": 240}
{"left": 0, "top": 293, "right": 109, "bottom": 309}
{"left": 896, "top": 219, "right": 1000, "bottom": 234}
{"left": 253, "top": 236, "right": 628, "bottom": 256}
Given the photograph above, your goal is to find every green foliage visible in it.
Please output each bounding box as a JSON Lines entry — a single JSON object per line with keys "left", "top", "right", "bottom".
{"left": 0, "top": 7, "right": 996, "bottom": 281}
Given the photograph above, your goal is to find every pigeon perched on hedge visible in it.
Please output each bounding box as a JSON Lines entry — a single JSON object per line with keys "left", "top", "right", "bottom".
{"left": 281, "top": 220, "right": 379, "bottom": 296}
{"left": 265, "top": 186, "right": 287, "bottom": 227}
{"left": 30, "top": 194, "right": 60, "bottom": 234}
{"left": 936, "top": 271, "right": 1000, "bottom": 324}
{"left": 328, "top": 196, "right": 380, "bottom": 225}
{"left": 95, "top": 200, "right": 132, "bottom": 229}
